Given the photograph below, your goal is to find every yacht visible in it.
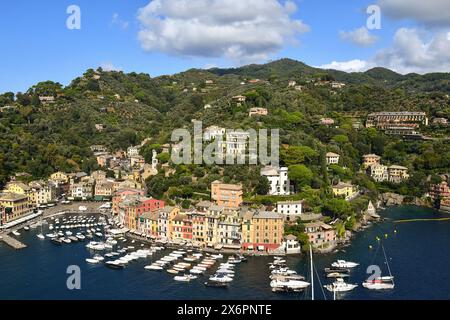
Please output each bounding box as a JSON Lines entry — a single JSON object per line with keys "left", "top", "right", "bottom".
{"left": 145, "top": 265, "right": 164, "bottom": 271}
{"left": 174, "top": 275, "right": 197, "bottom": 282}
{"left": 362, "top": 276, "right": 395, "bottom": 290}
{"left": 12, "top": 230, "right": 20, "bottom": 236}
{"left": 270, "top": 279, "right": 310, "bottom": 291}
{"left": 324, "top": 278, "right": 358, "bottom": 292}
{"left": 46, "top": 233, "right": 57, "bottom": 239}
{"left": 51, "top": 238, "right": 63, "bottom": 245}
{"left": 331, "top": 260, "right": 359, "bottom": 269}
{"left": 86, "top": 258, "right": 100, "bottom": 264}
{"left": 37, "top": 233, "right": 45, "bottom": 240}
{"left": 24, "top": 226, "right": 30, "bottom": 231}
{"left": 209, "top": 274, "right": 233, "bottom": 283}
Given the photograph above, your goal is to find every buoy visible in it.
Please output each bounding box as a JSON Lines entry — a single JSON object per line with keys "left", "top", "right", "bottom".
{"left": 384, "top": 234, "right": 388, "bottom": 238}
{"left": 376, "top": 236, "right": 380, "bottom": 241}
{"left": 394, "top": 230, "right": 397, "bottom": 234}
{"left": 369, "top": 245, "right": 373, "bottom": 250}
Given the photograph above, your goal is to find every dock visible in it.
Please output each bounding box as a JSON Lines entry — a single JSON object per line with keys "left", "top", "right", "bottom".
{"left": 0, "top": 234, "right": 27, "bottom": 250}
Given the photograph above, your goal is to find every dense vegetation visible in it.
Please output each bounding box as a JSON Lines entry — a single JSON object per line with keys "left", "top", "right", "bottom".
{"left": 1, "top": 59, "right": 449, "bottom": 223}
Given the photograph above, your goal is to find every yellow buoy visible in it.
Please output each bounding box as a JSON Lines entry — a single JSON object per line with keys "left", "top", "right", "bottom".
{"left": 376, "top": 236, "right": 380, "bottom": 241}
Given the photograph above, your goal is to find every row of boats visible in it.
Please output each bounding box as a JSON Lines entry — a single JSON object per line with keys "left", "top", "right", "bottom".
{"left": 145, "top": 250, "right": 247, "bottom": 286}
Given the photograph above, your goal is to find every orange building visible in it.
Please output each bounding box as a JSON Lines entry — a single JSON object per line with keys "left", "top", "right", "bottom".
{"left": 211, "top": 181, "right": 243, "bottom": 208}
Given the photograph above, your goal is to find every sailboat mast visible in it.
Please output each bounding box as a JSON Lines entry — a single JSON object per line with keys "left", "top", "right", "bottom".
{"left": 381, "top": 243, "right": 393, "bottom": 278}
{"left": 310, "top": 244, "right": 314, "bottom": 301}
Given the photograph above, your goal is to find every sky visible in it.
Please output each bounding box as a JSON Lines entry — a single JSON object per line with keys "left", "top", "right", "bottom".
{"left": 1, "top": 0, "right": 450, "bottom": 93}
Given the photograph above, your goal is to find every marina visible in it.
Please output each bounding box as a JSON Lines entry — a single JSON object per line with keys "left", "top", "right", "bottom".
{"left": 0, "top": 205, "right": 449, "bottom": 300}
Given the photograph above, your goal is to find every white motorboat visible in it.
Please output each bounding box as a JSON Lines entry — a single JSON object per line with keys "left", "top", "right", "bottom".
{"left": 46, "top": 233, "right": 57, "bottom": 238}
{"left": 209, "top": 274, "right": 233, "bottom": 283}
{"left": 24, "top": 226, "right": 30, "bottom": 231}
{"left": 76, "top": 234, "right": 86, "bottom": 240}
{"left": 190, "top": 269, "right": 203, "bottom": 275}
{"left": 86, "top": 258, "right": 99, "bottom": 264}
{"left": 216, "top": 269, "right": 234, "bottom": 274}
{"left": 193, "top": 266, "right": 207, "bottom": 272}
{"left": 37, "top": 233, "right": 45, "bottom": 240}
{"left": 331, "top": 260, "right": 359, "bottom": 269}
{"left": 271, "top": 268, "right": 297, "bottom": 275}
{"left": 210, "top": 254, "right": 223, "bottom": 259}
{"left": 145, "top": 265, "right": 163, "bottom": 271}
{"left": 174, "top": 275, "right": 197, "bottom": 282}
{"left": 362, "top": 276, "right": 395, "bottom": 290}
{"left": 12, "top": 230, "right": 20, "bottom": 236}
{"left": 93, "top": 255, "right": 104, "bottom": 261}
{"left": 62, "top": 238, "right": 72, "bottom": 244}
{"left": 270, "top": 279, "right": 310, "bottom": 291}
{"left": 324, "top": 278, "right": 358, "bottom": 292}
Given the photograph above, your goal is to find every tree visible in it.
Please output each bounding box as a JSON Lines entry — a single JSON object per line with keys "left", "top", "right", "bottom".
{"left": 288, "top": 165, "right": 313, "bottom": 191}
{"left": 256, "top": 176, "right": 270, "bottom": 195}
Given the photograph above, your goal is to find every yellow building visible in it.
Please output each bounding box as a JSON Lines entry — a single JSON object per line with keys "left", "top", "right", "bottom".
{"left": 50, "top": 172, "right": 69, "bottom": 183}
{"left": 362, "top": 154, "right": 381, "bottom": 168}
{"left": 388, "top": 165, "right": 409, "bottom": 183}
{"left": 332, "top": 182, "right": 359, "bottom": 201}
{"left": 0, "top": 193, "right": 33, "bottom": 223}
{"left": 4, "top": 182, "right": 31, "bottom": 196}
{"left": 139, "top": 211, "right": 159, "bottom": 237}
{"left": 242, "top": 211, "right": 284, "bottom": 251}
{"left": 187, "top": 211, "right": 207, "bottom": 245}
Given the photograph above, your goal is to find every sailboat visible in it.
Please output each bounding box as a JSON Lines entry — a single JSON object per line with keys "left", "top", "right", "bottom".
{"left": 362, "top": 242, "right": 395, "bottom": 290}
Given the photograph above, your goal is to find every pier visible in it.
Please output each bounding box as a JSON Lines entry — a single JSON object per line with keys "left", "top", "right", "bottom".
{"left": 0, "top": 234, "right": 27, "bottom": 250}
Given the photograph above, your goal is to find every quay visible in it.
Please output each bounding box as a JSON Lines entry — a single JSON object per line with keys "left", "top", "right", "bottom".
{"left": 0, "top": 234, "right": 27, "bottom": 250}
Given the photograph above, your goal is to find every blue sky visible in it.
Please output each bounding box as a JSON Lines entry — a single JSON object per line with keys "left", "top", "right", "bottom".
{"left": 1, "top": 0, "right": 450, "bottom": 93}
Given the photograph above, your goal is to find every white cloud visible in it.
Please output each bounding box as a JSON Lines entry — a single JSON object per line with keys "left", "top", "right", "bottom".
{"left": 378, "top": 0, "right": 450, "bottom": 26}
{"left": 317, "top": 59, "right": 371, "bottom": 73}
{"left": 112, "top": 13, "right": 129, "bottom": 29}
{"left": 373, "top": 28, "right": 450, "bottom": 74}
{"left": 100, "top": 62, "right": 122, "bottom": 72}
{"left": 319, "top": 28, "right": 450, "bottom": 75}
{"left": 136, "top": 0, "right": 309, "bottom": 64}
{"left": 340, "top": 27, "right": 378, "bottom": 47}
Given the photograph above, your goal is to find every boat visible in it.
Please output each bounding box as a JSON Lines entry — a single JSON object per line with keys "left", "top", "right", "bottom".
{"left": 204, "top": 281, "right": 228, "bottom": 288}
{"left": 93, "top": 254, "right": 104, "bottom": 261}
{"left": 62, "top": 238, "right": 72, "bottom": 244}
{"left": 190, "top": 269, "right": 203, "bottom": 275}
{"left": 145, "top": 265, "right": 164, "bottom": 271}
{"left": 210, "top": 254, "right": 223, "bottom": 260}
{"left": 331, "top": 260, "right": 359, "bottom": 269}
{"left": 76, "top": 234, "right": 86, "bottom": 240}
{"left": 46, "top": 233, "right": 57, "bottom": 239}
{"left": 69, "top": 236, "right": 79, "bottom": 242}
{"left": 270, "top": 279, "right": 310, "bottom": 291}
{"left": 324, "top": 278, "right": 358, "bottom": 292}
{"left": 327, "top": 272, "right": 350, "bottom": 278}
{"left": 174, "top": 275, "right": 197, "bottom": 282}
{"left": 12, "top": 230, "right": 20, "bottom": 236}
{"left": 167, "top": 269, "right": 181, "bottom": 274}
{"left": 209, "top": 274, "right": 233, "bottom": 283}
{"left": 24, "top": 226, "right": 30, "bottom": 231}
{"left": 86, "top": 258, "right": 100, "bottom": 264}
{"left": 37, "top": 233, "right": 45, "bottom": 240}
{"left": 324, "top": 268, "right": 350, "bottom": 274}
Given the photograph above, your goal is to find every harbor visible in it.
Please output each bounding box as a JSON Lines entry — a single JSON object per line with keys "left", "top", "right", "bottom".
{"left": 0, "top": 205, "right": 449, "bottom": 300}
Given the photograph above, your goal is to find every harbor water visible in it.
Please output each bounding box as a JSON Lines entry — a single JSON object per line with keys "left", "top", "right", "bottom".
{"left": 0, "top": 205, "right": 449, "bottom": 300}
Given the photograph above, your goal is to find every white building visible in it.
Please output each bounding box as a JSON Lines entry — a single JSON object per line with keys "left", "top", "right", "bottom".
{"left": 219, "top": 131, "right": 251, "bottom": 159}
{"left": 261, "top": 166, "right": 291, "bottom": 196}
{"left": 276, "top": 200, "right": 303, "bottom": 219}
{"left": 127, "top": 146, "right": 140, "bottom": 158}
{"left": 204, "top": 126, "right": 226, "bottom": 141}
{"left": 369, "top": 164, "right": 389, "bottom": 182}
{"left": 283, "top": 234, "right": 301, "bottom": 254}
{"left": 326, "top": 152, "right": 340, "bottom": 165}
{"left": 69, "top": 182, "right": 93, "bottom": 200}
